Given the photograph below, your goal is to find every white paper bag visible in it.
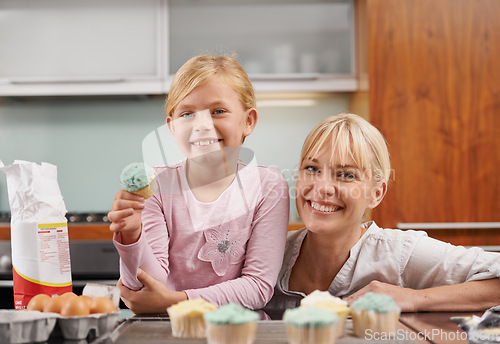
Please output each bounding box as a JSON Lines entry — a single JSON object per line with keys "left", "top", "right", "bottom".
{"left": 0, "top": 160, "right": 72, "bottom": 309}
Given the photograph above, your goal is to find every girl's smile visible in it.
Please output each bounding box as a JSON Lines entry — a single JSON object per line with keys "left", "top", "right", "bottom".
{"left": 190, "top": 138, "right": 221, "bottom": 146}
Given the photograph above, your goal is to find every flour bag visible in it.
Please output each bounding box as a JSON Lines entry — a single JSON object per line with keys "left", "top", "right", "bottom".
{"left": 0, "top": 160, "right": 72, "bottom": 309}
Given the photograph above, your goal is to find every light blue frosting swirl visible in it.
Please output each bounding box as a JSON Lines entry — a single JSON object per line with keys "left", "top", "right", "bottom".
{"left": 350, "top": 292, "right": 400, "bottom": 314}
{"left": 119, "top": 162, "right": 153, "bottom": 192}
{"left": 203, "top": 303, "right": 259, "bottom": 325}
{"left": 283, "top": 306, "right": 339, "bottom": 328}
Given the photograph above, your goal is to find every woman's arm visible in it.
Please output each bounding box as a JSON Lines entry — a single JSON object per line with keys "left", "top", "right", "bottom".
{"left": 402, "top": 235, "right": 500, "bottom": 288}
{"left": 344, "top": 278, "right": 500, "bottom": 312}
{"left": 345, "top": 232, "right": 500, "bottom": 312}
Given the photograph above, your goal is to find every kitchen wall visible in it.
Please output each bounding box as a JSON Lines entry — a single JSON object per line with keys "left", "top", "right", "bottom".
{"left": 0, "top": 94, "right": 350, "bottom": 221}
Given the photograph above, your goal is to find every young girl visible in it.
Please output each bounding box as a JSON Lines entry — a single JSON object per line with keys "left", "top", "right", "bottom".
{"left": 108, "top": 55, "right": 290, "bottom": 314}
{"left": 266, "top": 113, "right": 500, "bottom": 312}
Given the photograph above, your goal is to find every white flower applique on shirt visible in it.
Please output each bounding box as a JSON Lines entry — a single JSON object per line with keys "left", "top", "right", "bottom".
{"left": 198, "top": 219, "right": 245, "bottom": 276}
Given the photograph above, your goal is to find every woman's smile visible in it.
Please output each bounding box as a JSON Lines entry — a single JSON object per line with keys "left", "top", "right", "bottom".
{"left": 308, "top": 200, "right": 342, "bottom": 214}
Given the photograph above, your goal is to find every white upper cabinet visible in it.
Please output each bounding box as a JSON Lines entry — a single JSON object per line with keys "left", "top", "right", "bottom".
{"left": 168, "top": 0, "right": 356, "bottom": 92}
{"left": 0, "top": 0, "right": 355, "bottom": 96}
{"left": 0, "top": 0, "right": 168, "bottom": 96}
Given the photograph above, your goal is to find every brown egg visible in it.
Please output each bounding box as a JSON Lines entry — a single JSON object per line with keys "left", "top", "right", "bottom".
{"left": 60, "top": 296, "right": 90, "bottom": 317}
{"left": 43, "top": 295, "right": 65, "bottom": 313}
{"left": 90, "top": 297, "right": 117, "bottom": 314}
{"left": 79, "top": 295, "right": 93, "bottom": 308}
{"left": 60, "top": 291, "right": 78, "bottom": 300}
{"left": 27, "top": 294, "right": 51, "bottom": 311}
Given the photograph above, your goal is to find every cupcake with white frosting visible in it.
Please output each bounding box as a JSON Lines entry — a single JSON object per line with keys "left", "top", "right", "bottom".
{"left": 300, "top": 290, "right": 350, "bottom": 337}
{"left": 167, "top": 298, "right": 217, "bottom": 338}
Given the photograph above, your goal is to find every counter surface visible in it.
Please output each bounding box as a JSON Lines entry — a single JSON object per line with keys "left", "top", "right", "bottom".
{"left": 96, "top": 318, "right": 419, "bottom": 344}
{"left": 88, "top": 311, "right": 480, "bottom": 344}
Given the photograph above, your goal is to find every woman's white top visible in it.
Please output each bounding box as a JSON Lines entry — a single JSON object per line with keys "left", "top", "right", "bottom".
{"left": 266, "top": 221, "right": 500, "bottom": 310}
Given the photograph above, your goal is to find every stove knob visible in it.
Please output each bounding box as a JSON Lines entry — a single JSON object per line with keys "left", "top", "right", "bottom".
{"left": 0, "top": 255, "right": 12, "bottom": 271}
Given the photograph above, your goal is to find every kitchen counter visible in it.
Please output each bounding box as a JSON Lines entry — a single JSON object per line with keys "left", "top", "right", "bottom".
{"left": 89, "top": 310, "right": 482, "bottom": 344}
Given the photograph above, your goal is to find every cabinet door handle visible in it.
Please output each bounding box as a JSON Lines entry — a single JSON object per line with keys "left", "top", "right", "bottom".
{"left": 397, "top": 222, "right": 500, "bottom": 230}
{"left": 9, "top": 77, "right": 126, "bottom": 85}
{"left": 250, "top": 73, "right": 320, "bottom": 82}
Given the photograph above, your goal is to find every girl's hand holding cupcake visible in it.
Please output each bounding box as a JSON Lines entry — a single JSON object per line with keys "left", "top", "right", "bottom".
{"left": 108, "top": 162, "right": 156, "bottom": 244}
{"left": 108, "top": 190, "right": 144, "bottom": 245}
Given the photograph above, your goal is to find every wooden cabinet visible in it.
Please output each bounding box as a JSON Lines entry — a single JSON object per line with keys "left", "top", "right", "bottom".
{"left": 366, "top": 0, "right": 500, "bottom": 245}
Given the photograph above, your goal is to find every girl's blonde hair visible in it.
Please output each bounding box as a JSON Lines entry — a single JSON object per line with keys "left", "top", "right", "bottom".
{"left": 301, "top": 113, "right": 391, "bottom": 184}
{"left": 165, "top": 54, "right": 256, "bottom": 117}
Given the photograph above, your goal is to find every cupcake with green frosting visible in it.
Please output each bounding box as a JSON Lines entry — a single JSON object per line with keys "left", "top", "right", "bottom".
{"left": 120, "top": 162, "right": 157, "bottom": 199}
{"left": 283, "top": 306, "right": 339, "bottom": 344}
{"left": 349, "top": 292, "right": 401, "bottom": 338}
{"left": 203, "top": 303, "right": 259, "bottom": 344}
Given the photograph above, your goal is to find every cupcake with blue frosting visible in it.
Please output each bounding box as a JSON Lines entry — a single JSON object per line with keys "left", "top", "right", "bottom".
{"left": 349, "top": 292, "right": 401, "bottom": 338}
{"left": 283, "top": 306, "right": 339, "bottom": 344}
{"left": 120, "top": 162, "right": 157, "bottom": 199}
{"left": 203, "top": 303, "right": 259, "bottom": 344}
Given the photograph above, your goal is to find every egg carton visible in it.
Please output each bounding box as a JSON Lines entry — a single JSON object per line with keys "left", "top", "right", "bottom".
{"left": 0, "top": 310, "right": 58, "bottom": 344}
{"left": 0, "top": 310, "right": 119, "bottom": 343}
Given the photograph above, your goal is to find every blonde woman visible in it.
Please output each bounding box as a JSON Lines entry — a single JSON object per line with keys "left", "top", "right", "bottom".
{"left": 267, "top": 113, "right": 500, "bottom": 312}
{"left": 108, "top": 55, "right": 289, "bottom": 314}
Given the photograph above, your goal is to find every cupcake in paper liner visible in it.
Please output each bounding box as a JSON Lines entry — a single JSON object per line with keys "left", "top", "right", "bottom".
{"left": 120, "top": 162, "right": 157, "bottom": 199}
{"left": 283, "top": 306, "right": 339, "bottom": 344}
{"left": 167, "top": 298, "right": 218, "bottom": 338}
{"left": 300, "top": 290, "right": 350, "bottom": 337}
{"left": 203, "top": 303, "right": 259, "bottom": 344}
{"left": 349, "top": 292, "right": 401, "bottom": 338}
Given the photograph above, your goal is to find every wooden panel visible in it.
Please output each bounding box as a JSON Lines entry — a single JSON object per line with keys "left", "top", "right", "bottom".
{"left": 1, "top": 223, "right": 306, "bottom": 239}
{"left": 288, "top": 223, "right": 305, "bottom": 232}
{"left": 367, "top": 0, "right": 500, "bottom": 228}
{"left": 2, "top": 223, "right": 499, "bottom": 246}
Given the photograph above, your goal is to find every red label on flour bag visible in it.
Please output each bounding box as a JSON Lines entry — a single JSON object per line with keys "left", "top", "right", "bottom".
{"left": 12, "top": 222, "right": 72, "bottom": 309}
{"left": 1, "top": 161, "right": 73, "bottom": 309}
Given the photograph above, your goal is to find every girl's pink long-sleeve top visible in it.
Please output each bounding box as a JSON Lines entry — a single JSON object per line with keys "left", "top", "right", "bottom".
{"left": 113, "top": 160, "right": 290, "bottom": 310}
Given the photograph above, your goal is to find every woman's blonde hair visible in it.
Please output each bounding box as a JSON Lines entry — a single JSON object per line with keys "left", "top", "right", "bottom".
{"left": 165, "top": 54, "right": 256, "bottom": 117}
{"left": 300, "top": 113, "right": 391, "bottom": 184}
